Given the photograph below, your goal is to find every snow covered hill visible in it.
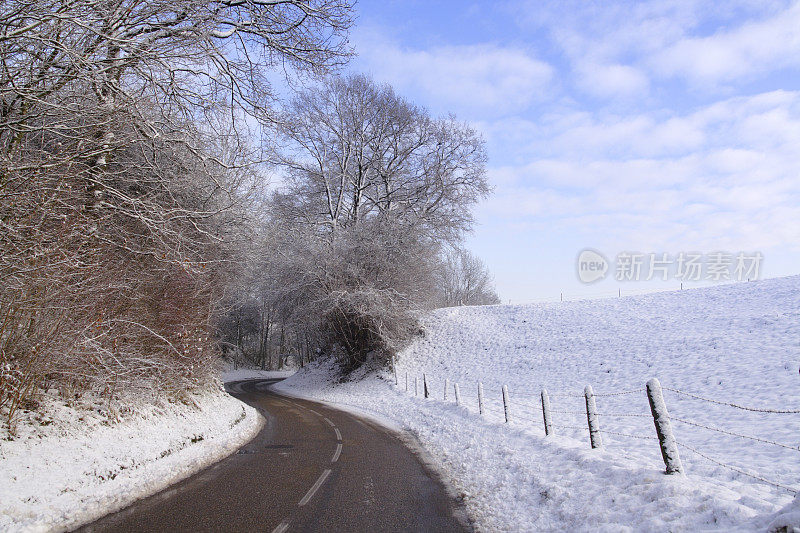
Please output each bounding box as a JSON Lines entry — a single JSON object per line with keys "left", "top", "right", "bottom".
{"left": 277, "top": 275, "right": 800, "bottom": 532}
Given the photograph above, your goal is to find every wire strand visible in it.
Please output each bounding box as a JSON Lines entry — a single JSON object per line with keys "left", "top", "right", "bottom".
{"left": 596, "top": 412, "right": 651, "bottom": 418}
{"left": 550, "top": 388, "right": 645, "bottom": 398}
{"left": 664, "top": 387, "right": 800, "bottom": 414}
{"left": 594, "top": 388, "right": 647, "bottom": 397}
{"left": 552, "top": 424, "right": 589, "bottom": 431}
{"left": 550, "top": 409, "right": 587, "bottom": 415}
{"left": 598, "top": 429, "right": 658, "bottom": 440}
{"left": 676, "top": 441, "right": 797, "bottom": 493}
{"left": 671, "top": 417, "right": 800, "bottom": 451}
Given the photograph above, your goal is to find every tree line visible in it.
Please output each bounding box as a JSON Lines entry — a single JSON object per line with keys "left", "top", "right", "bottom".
{"left": 219, "top": 74, "right": 499, "bottom": 372}
{"left": 0, "top": 0, "right": 498, "bottom": 429}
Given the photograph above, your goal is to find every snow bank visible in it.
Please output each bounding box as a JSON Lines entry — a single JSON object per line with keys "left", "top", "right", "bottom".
{"left": 766, "top": 494, "right": 800, "bottom": 533}
{"left": 0, "top": 384, "right": 263, "bottom": 532}
{"left": 275, "top": 276, "right": 800, "bottom": 532}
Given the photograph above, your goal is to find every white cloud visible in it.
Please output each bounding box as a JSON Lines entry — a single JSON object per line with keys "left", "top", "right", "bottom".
{"left": 480, "top": 90, "right": 800, "bottom": 251}
{"left": 482, "top": 90, "right": 800, "bottom": 161}
{"left": 355, "top": 33, "right": 553, "bottom": 114}
{"left": 653, "top": 2, "right": 800, "bottom": 84}
{"left": 352, "top": 4, "right": 800, "bottom": 270}
{"left": 512, "top": 0, "right": 702, "bottom": 99}
{"left": 512, "top": 0, "right": 800, "bottom": 96}
{"left": 480, "top": 112, "right": 702, "bottom": 161}
{"left": 574, "top": 62, "right": 650, "bottom": 99}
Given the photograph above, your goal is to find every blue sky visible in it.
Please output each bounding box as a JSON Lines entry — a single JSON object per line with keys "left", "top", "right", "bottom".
{"left": 346, "top": 1, "right": 800, "bottom": 302}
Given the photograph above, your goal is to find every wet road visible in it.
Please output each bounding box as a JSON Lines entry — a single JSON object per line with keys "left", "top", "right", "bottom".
{"left": 76, "top": 379, "right": 471, "bottom": 533}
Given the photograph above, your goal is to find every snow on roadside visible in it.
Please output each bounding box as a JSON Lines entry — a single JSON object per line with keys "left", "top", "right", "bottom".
{"left": 274, "top": 276, "right": 800, "bottom": 532}
{"left": 0, "top": 383, "right": 263, "bottom": 532}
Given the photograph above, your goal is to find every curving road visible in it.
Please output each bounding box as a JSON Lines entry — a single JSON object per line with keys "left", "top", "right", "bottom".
{"left": 76, "top": 378, "right": 471, "bottom": 533}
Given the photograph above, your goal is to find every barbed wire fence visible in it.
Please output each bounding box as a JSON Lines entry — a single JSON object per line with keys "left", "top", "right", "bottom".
{"left": 391, "top": 358, "right": 799, "bottom": 495}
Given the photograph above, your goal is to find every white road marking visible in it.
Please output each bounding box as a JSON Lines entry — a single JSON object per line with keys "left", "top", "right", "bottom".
{"left": 271, "top": 520, "right": 289, "bottom": 533}
{"left": 323, "top": 417, "right": 335, "bottom": 427}
{"left": 308, "top": 409, "right": 321, "bottom": 416}
{"left": 334, "top": 427, "right": 342, "bottom": 441}
{"left": 299, "top": 469, "right": 332, "bottom": 506}
{"left": 331, "top": 442, "right": 342, "bottom": 463}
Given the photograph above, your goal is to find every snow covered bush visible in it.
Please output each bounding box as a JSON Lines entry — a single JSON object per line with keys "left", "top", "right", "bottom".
{"left": 261, "top": 217, "right": 434, "bottom": 372}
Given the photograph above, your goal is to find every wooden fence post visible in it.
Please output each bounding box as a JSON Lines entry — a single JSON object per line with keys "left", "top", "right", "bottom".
{"left": 584, "top": 385, "right": 602, "bottom": 448}
{"left": 423, "top": 374, "right": 429, "bottom": 398}
{"left": 454, "top": 383, "right": 461, "bottom": 406}
{"left": 415, "top": 376, "right": 418, "bottom": 397}
{"left": 541, "top": 389, "right": 553, "bottom": 436}
{"left": 478, "top": 382, "right": 485, "bottom": 416}
{"left": 444, "top": 378, "right": 449, "bottom": 401}
{"left": 502, "top": 385, "right": 511, "bottom": 423}
{"left": 405, "top": 371, "right": 408, "bottom": 393}
{"left": 392, "top": 356, "right": 398, "bottom": 386}
{"left": 646, "top": 378, "right": 684, "bottom": 474}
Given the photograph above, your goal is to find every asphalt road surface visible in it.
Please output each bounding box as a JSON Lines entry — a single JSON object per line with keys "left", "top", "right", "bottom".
{"left": 76, "top": 378, "right": 472, "bottom": 533}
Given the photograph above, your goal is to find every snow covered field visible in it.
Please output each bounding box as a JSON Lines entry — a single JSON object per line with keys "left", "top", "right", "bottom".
{"left": 275, "top": 275, "right": 800, "bottom": 532}
{"left": 0, "top": 384, "right": 262, "bottom": 532}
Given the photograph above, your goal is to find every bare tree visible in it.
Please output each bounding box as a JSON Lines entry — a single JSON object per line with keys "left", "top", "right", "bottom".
{"left": 273, "top": 74, "right": 489, "bottom": 240}
{"left": 0, "top": 0, "right": 355, "bottom": 428}
{"left": 1, "top": 0, "right": 354, "bottom": 205}
{"left": 258, "top": 74, "right": 490, "bottom": 372}
{"left": 436, "top": 247, "right": 501, "bottom": 307}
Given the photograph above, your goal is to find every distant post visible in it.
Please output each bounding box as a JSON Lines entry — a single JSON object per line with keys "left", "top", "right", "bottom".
{"left": 584, "top": 385, "right": 602, "bottom": 448}
{"left": 454, "top": 383, "right": 461, "bottom": 406}
{"left": 423, "top": 374, "right": 429, "bottom": 398}
{"left": 478, "top": 382, "right": 485, "bottom": 416}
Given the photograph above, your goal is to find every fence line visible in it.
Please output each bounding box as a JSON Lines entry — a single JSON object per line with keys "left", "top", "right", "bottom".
{"left": 509, "top": 284, "right": 696, "bottom": 305}
{"left": 393, "top": 367, "right": 799, "bottom": 495}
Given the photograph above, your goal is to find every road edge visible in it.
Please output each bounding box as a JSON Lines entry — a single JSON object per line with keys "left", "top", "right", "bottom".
{"left": 265, "top": 384, "right": 475, "bottom": 532}
{"left": 59, "top": 392, "right": 266, "bottom": 533}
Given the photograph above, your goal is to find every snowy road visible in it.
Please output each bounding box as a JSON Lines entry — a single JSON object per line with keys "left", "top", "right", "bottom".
{"left": 76, "top": 378, "right": 470, "bottom": 533}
